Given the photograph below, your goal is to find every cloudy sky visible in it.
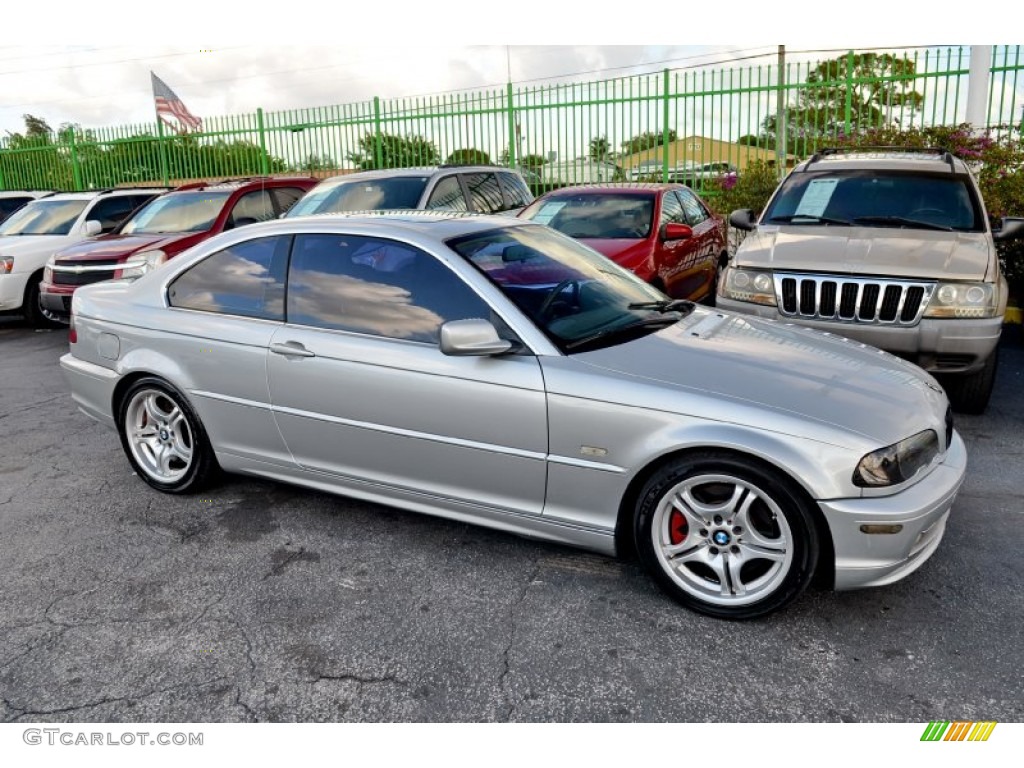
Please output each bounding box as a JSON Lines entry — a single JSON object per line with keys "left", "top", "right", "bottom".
{"left": 0, "top": 3, "right": 973, "bottom": 138}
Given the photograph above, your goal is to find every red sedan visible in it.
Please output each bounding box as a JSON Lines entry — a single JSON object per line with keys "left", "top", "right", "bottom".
{"left": 519, "top": 183, "right": 727, "bottom": 303}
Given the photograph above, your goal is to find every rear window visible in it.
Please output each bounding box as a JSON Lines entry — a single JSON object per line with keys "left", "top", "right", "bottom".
{"left": 520, "top": 193, "right": 655, "bottom": 239}
{"left": 763, "top": 170, "right": 984, "bottom": 232}
{"left": 287, "top": 177, "right": 428, "bottom": 216}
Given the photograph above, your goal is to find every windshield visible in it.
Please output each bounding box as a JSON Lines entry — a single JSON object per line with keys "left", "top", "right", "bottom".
{"left": 0, "top": 199, "right": 87, "bottom": 236}
{"left": 763, "top": 170, "right": 984, "bottom": 231}
{"left": 447, "top": 224, "right": 675, "bottom": 353}
{"left": 520, "top": 193, "right": 655, "bottom": 239}
{"left": 287, "top": 176, "right": 429, "bottom": 216}
{"left": 121, "top": 191, "right": 232, "bottom": 235}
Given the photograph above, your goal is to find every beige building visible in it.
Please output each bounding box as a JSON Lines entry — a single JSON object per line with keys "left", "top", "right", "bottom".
{"left": 622, "top": 135, "right": 796, "bottom": 173}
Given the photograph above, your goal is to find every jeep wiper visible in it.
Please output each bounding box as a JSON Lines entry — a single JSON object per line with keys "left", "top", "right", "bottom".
{"left": 852, "top": 215, "right": 953, "bottom": 232}
{"left": 628, "top": 299, "right": 696, "bottom": 314}
{"left": 768, "top": 214, "right": 852, "bottom": 226}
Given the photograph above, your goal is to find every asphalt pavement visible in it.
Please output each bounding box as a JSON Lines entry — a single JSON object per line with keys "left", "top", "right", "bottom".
{"left": 1, "top": 315, "right": 1021, "bottom": 722}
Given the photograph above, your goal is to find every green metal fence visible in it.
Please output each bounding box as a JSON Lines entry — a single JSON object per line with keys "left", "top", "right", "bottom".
{"left": 1, "top": 46, "right": 1022, "bottom": 195}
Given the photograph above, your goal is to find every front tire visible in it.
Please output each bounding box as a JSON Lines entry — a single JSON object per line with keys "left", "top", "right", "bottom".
{"left": 942, "top": 349, "right": 998, "bottom": 415}
{"left": 22, "top": 274, "right": 62, "bottom": 328}
{"left": 116, "top": 377, "right": 219, "bottom": 493}
{"left": 634, "top": 452, "right": 819, "bottom": 619}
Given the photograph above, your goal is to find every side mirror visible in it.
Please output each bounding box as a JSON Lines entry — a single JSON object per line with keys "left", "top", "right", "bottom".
{"left": 994, "top": 217, "right": 1024, "bottom": 242}
{"left": 729, "top": 209, "right": 758, "bottom": 231}
{"left": 440, "top": 319, "right": 513, "bottom": 357}
{"left": 661, "top": 222, "right": 693, "bottom": 241}
{"left": 83, "top": 219, "right": 102, "bottom": 236}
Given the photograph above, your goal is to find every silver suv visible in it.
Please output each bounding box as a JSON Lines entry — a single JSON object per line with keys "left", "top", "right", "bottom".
{"left": 719, "top": 147, "right": 1024, "bottom": 413}
{"left": 286, "top": 165, "right": 534, "bottom": 218}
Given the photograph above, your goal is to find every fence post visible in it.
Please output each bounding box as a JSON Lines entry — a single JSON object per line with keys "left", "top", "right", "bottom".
{"left": 844, "top": 50, "right": 854, "bottom": 135}
{"left": 0, "top": 150, "right": 6, "bottom": 191}
{"left": 662, "top": 69, "right": 671, "bottom": 181}
{"left": 373, "top": 97, "right": 384, "bottom": 169}
{"left": 156, "top": 119, "right": 170, "bottom": 186}
{"left": 256, "top": 108, "right": 270, "bottom": 175}
{"left": 69, "top": 130, "right": 83, "bottom": 191}
{"left": 506, "top": 82, "right": 517, "bottom": 167}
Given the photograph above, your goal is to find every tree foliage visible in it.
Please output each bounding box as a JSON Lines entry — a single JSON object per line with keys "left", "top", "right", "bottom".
{"left": 444, "top": 148, "right": 491, "bottom": 166}
{"left": 620, "top": 129, "right": 678, "bottom": 155}
{"left": 589, "top": 136, "right": 610, "bottom": 161}
{"left": 760, "top": 53, "right": 925, "bottom": 155}
{"left": 347, "top": 132, "right": 440, "bottom": 170}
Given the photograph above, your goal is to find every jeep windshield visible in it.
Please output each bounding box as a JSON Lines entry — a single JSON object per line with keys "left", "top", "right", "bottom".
{"left": 287, "top": 177, "right": 428, "bottom": 216}
{"left": 447, "top": 224, "right": 678, "bottom": 354}
{"left": 0, "top": 199, "right": 87, "bottom": 236}
{"left": 763, "top": 170, "right": 984, "bottom": 232}
{"left": 121, "top": 191, "right": 232, "bottom": 235}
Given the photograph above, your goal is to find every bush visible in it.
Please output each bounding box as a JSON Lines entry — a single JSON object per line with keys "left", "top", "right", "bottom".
{"left": 708, "top": 160, "right": 780, "bottom": 218}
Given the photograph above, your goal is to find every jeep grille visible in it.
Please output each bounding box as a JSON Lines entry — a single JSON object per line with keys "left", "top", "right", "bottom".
{"left": 776, "top": 274, "right": 934, "bottom": 325}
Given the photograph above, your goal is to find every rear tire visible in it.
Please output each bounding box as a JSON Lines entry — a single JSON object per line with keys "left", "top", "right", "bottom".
{"left": 116, "top": 377, "right": 220, "bottom": 493}
{"left": 942, "top": 349, "right": 999, "bottom": 415}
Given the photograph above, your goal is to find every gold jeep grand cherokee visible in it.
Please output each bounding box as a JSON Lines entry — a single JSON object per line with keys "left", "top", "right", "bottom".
{"left": 720, "top": 147, "right": 1024, "bottom": 413}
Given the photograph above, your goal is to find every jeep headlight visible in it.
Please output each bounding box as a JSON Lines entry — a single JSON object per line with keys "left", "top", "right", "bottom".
{"left": 853, "top": 429, "right": 939, "bottom": 487}
{"left": 720, "top": 267, "right": 777, "bottom": 306}
{"left": 923, "top": 282, "right": 998, "bottom": 318}
{"left": 120, "top": 250, "right": 167, "bottom": 280}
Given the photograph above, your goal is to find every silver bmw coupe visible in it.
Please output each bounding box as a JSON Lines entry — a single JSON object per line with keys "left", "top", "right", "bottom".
{"left": 60, "top": 212, "right": 967, "bottom": 619}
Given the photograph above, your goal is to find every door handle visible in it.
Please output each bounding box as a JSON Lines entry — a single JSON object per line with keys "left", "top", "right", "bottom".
{"left": 270, "top": 341, "right": 316, "bottom": 358}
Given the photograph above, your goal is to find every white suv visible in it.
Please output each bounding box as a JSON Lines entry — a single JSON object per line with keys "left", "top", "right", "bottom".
{"left": 719, "top": 148, "right": 1024, "bottom": 413}
{"left": 0, "top": 188, "right": 162, "bottom": 325}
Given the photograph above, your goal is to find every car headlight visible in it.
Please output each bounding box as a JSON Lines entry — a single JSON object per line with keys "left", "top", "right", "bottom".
{"left": 120, "top": 250, "right": 167, "bottom": 280}
{"left": 43, "top": 254, "right": 56, "bottom": 283}
{"left": 923, "top": 282, "right": 998, "bottom": 318}
{"left": 853, "top": 429, "right": 939, "bottom": 487}
{"left": 1, "top": 256, "right": 13, "bottom": 274}
{"left": 720, "top": 267, "right": 777, "bottom": 306}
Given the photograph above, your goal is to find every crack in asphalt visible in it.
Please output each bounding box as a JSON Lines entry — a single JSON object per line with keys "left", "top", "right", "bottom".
{"left": 2, "top": 677, "right": 231, "bottom": 722}
{"left": 309, "top": 672, "right": 407, "bottom": 687}
{"left": 498, "top": 559, "right": 541, "bottom": 722}
{"left": 0, "top": 395, "right": 67, "bottom": 422}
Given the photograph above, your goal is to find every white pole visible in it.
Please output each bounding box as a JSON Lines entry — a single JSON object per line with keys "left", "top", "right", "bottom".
{"left": 965, "top": 46, "right": 992, "bottom": 129}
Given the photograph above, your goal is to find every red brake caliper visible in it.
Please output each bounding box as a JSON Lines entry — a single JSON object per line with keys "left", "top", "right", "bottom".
{"left": 669, "top": 508, "right": 688, "bottom": 545}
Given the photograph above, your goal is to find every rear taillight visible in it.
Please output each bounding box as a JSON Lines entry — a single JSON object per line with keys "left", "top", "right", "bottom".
{"left": 68, "top": 313, "right": 77, "bottom": 344}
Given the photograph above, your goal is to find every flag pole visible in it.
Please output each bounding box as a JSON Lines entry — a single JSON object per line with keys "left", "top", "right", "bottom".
{"left": 151, "top": 72, "right": 171, "bottom": 186}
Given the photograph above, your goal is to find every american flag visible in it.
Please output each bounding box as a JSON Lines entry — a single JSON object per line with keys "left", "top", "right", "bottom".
{"left": 151, "top": 72, "right": 202, "bottom": 133}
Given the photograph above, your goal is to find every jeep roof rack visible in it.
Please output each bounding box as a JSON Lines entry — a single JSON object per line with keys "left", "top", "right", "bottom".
{"left": 808, "top": 146, "right": 957, "bottom": 172}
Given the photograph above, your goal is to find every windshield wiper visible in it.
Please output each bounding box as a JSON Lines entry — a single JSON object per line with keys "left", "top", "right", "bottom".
{"left": 852, "top": 215, "right": 953, "bottom": 232}
{"left": 628, "top": 299, "right": 696, "bottom": 313}
{"left": 768, "top": 214, "right": 852, "bottom": 226}
{"left": 565, "top": 315, "right": 683, "bottom": 351}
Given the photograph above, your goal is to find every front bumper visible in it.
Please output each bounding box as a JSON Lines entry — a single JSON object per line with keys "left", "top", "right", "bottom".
{"left": 820, "top": 431, "right": 967, "bottom": 590}
{"left": 0, "top": 272, "right": 29, "bottom": 311}
{"left": 60, "top": 352, "right": 119, "bottom": 429}
{"left": 40, "top": 280, "right": 74, "bottom": 317}
{"left": 716, "top": 298, "right": 1001, "bottom": 374}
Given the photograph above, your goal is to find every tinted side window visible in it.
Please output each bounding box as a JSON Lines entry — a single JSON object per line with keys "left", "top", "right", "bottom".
{"left": 272, "top": 187, "right": 306, "bottom": 216}
{"left": 425, "top": 176, "right": 468, "bottom": 211}
{"left": 462, "top": 173, "right": 505, "bottom": 213}
{"left": 659, "top": 192, "right": 686, "bottom": 226}
{"left": 677, "top": 189, "right": 708, "bottom": 225}
{"left": 287, "top": 234, "right": 490, "bottom": 343}
{"left": 0, "top": 197, "right": 32, "bottom": 218}
{"left": 498, "top": 173, "right": 531, "bottom": 208}
{"left": 168, "top": 236, "right": 289, "bottom": 320}
{"left": 88, "top": 196, "right": 142, "bottom": 232}
{"left": 228, "top": 190, "right": 275, "bottom": 228}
